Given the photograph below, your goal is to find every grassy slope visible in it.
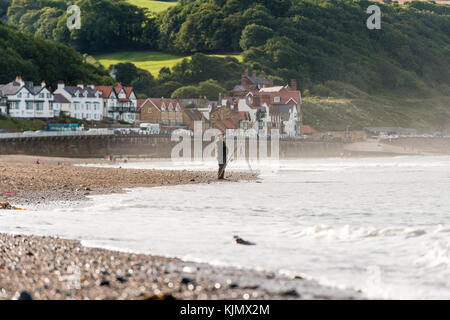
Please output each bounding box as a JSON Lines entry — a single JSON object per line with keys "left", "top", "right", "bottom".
{"left": 126, "top": 0, "right": 177, "bottom": 12}
{"left": 0, "top": 118, "right": 45, "bottom": 132}
{"left": 303, "top": 95, "right": 450, "bottom": 132}
{"left": 94, "top": 51, "right": 243, "bottom": 77}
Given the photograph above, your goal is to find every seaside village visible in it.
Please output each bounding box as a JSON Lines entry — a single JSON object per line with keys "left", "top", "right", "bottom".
{"left": 0, "top": 70, "right": 309, "bottom": 138}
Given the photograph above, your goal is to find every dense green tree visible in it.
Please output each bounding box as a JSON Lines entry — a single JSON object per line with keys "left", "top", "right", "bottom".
{"left": 158, "top": 0, "right": 450, "bottom": 96}
{"left": 0, "top": 20, "right": 112, "bottom": 87}
{"left": 239, "top": 24, "right": 274, "bottom": 51}
{"left": 111, "top": 63, "right": 140, "bottom": 86}
{"left": 7, "top": 0, "right": 160, "bottom": 53}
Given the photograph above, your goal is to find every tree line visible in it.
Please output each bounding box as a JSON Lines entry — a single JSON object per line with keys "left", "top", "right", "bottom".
{"left": 3, "top": 0, "right": 450, "bottom": 98}
{"left": 0, "top": 19, "right": 112, "bottom": 88}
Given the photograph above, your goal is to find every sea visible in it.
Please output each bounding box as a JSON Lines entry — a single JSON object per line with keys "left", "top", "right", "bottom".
{"left": 1, "top": 156, "right": 449, "bottom": 299}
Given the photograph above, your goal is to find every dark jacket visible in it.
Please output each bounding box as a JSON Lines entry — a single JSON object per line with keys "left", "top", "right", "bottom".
{"left": 217, "top": 140, "right": 228, "bottom": 165}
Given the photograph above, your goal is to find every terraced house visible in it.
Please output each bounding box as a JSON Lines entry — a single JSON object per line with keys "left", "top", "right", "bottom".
{"left": 0, "top": 77, "right": 54, "bottom": 119}
{"left": 53, "top": 83, "right": 103, "bottom": 121}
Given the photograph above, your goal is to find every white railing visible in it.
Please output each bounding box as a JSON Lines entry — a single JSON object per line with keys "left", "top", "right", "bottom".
{"left": 0, "top": 131, "right": 114, "bottom": 139}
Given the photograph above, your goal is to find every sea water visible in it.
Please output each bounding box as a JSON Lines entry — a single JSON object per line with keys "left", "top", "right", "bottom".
{"left": 1, "top": 156, "right": 449, "bottom": 299}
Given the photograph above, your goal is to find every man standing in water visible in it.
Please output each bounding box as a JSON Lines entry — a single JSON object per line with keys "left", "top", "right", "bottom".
{"left": 217, "top": 134, "right": 229, "bottom": 180}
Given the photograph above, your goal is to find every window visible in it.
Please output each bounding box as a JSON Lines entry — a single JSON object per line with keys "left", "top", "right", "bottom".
{"left": 74, "top": 102, "right": 80, "bottom": 110}
{"left": 39, "top": 93, "right": 44, "bottom": 99}
{"left": 36, "top": 102, "right": 44, "bottom": 111}
{"left": 94, "top": 103, "right": 99, "bottom": 111}
{"left": 86, "top": 102, "right": 91, "bottom": 111}
{"left": 49, "top": 102, "right": 53, "bottom": 111}
{"left": 17, "top": 93, "right": 22, "bottom": 98}
{"left": 274, "top": 97, "right": 281, "bottom": 103}
{"left": 47, "top": 93, "right": 51, "bottom": 99}
{"left": 26, "top": 101, "right": 33, "bottom": 110}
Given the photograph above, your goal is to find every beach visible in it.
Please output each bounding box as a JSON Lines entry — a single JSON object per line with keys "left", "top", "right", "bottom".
{"left": 0, "top": 155, "right": 255, "bottom": 208}
{"left": 0, "top": 155, "right": 362, "bottom": 300}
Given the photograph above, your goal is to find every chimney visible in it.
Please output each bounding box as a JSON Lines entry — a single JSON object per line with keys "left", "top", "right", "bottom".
{"left": 57, "top": 81, "right": 65, "bottom": 90}
{"left": 269, "top": 76, "right": 274, "bottom": 86}
{"left": 41, "top": 81, "right": 46, "bottom": 88}
{"left": 77, "top": 84, "right": 84, "bottom": 89}
{"left": 291, "top": 79, "right": 297, "bottom": 90}
{"left": 252, "top": 70, "right": 257, "bottom": 78}
{"left": 15, "top": 76, "right": 24, "bottom": 86}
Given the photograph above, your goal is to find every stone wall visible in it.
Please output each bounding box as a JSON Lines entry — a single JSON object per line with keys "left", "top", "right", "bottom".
{"left": 0, "top": 135, "right": 345, "bottom": 159}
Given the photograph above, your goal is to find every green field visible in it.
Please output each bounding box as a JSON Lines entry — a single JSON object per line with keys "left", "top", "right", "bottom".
{"left": 94, "top": 51, "right": 243, "bottom": 77}
{"left": 127, "top": 0, "right": 177, "bottom": 12}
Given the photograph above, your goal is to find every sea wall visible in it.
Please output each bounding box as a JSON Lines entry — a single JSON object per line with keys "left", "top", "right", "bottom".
{"left": 381, "top": 137, "right": 450, "bottom": 154}
{"left": 0, "top": 135, "right": 345, "bottom": 158}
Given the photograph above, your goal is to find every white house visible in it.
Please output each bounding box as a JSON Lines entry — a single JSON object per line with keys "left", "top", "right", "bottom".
{"left": 0, "top": 77, "right": 54, "bottom": 119}
{"left": 53, "top": 83, "right": 103, "bottom": 121}
{"left": 52, "top": 93, "right": 71, "bottom": 117}
{"left": 95, "top": 83, "right": 138, "bottom": 123}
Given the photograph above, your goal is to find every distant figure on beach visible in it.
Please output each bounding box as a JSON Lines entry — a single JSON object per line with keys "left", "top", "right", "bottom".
{"left": 217, "top": 134, "right": 229, "bottom": 180}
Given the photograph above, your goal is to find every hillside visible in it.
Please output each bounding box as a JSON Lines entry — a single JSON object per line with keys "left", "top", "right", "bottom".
{"left": 302, "top": 95, "right": 450, "bottom": 132}
{"left": 158, "top": 0, "right": 450, "bottom": 97}
{"left": 0, "top": 20, "right": 111, "bottom": 88}
{"left": 94, "top": 51, "right": 242, "bottom": 77}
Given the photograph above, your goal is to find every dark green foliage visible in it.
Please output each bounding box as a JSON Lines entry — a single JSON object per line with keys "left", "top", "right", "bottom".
{"left": 159, "top": 0, "right": 450, "bottom": 96}
{"left": 0, "top": 20, "right": 112, "bottom": 88}
{"left": 171, "top": 79, "right": 227, "bottom": 100}
{"left": 7, "top": 0, "right": 159, "bottom": 53}
{"left": 0, "top": 0, "right": 11, "bottom": 17}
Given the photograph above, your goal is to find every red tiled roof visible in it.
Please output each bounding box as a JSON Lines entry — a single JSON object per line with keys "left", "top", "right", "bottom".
{"left": 184, "top": 109, "right": 203, "bottom": 121}
{"left": 95, "top": 86, "right": 115, "bottom": 98}
{"left": 147, "top": 98, "right": 181, "bottom": 110}
{"left": 302, "top": 125, "right": 316, "bottom": 134}
{"left": 114, "top": 84, "right": 134, "bottom": 99}
{"left": 137, "top": 99, "right": 147, "bottom": 109}
{"left": 222, "top": 120, "right": 236, "bottom": 129}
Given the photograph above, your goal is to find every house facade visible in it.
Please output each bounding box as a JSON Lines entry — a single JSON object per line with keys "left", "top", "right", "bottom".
{"left": 0, "top": 77, "right": 54, "bottom": 119}
{"left": 139, "top": 98, "right": 185, "bottom": 134}
{"left": 183, "top": 108, "right": 209, "bottom": 132}
{"left": 53, "top": 83, "right": 103, "bottom": 121}
{"left": 96, "top": 84, "right": 138, "bottom": 123}
{"left": 247, "top": 81, "right": 303, "bottom": 136}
